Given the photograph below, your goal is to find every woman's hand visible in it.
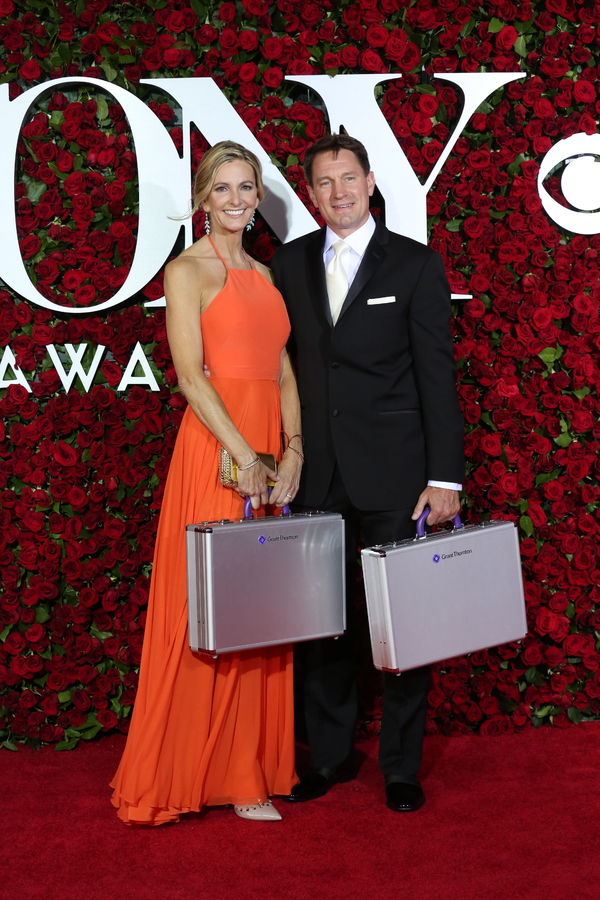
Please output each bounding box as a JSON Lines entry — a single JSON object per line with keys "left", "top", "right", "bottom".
{"left": 268, "top": 449, "right": 302, "bottom": 507}
{"left": 236, "top": 459, "right": 279, "bottom": 510}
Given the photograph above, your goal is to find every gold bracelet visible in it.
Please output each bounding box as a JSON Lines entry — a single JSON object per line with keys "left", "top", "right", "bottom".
{"left": 285, "top": 445, "right": 304, "bottom": 462}
{"left": 238, "top": 456, "right": 260, "bottom": 471}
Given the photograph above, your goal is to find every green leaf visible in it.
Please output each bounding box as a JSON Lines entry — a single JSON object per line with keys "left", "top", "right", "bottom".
{"left": 416, "top": 84, "right": 437, "bottom": 96}
{"left": 573, "top": 386, "right": 590, "bottom": 399}
{"left": 514, "top": 36, "right": 528, "bottom": 57}
{"left": 55, "top": 738, "right": 79, "bottom": 751}
{"left": 80, "top": 725, "right": 103, "bottom": 740}
{"left": 110, "top": 36, "right": 134, "bottom": 50}
{"left": 99, "top": 60, "right": 118, "bottom": 82}
{"left": 537, "top": 345, "right": 563, "bottom": 366}
{"left": 534, "top": 705, "right": 554, "bottom": 717}
{"left": 22, "top": 176, "right": 47, "bottom": 204}
{"left": 96, "top": 96, "right": 109, "bottom": 122}
{"left": 34, "top": 607, "right": 51, "bottom": 624}
{"left": 534, "top": 469, "right": 561, "bottom": 486}
{"left": 507, "top": 155, "right": 525, "bottom": 177}
{"left": 49, "top": 110, "right": 64, "bottom": 128}
{"left": 91, "top": 624, "right": 112, "bottom": 640}
{"left": 47, "top": 162, "right": 68, "bottom": 181}
{"left": 554, "top": 433, "right": 572, "bottom": 448}
{"left": 567, "top": 708, "right": 584, "bottom": 724}
{"left": 488, "top": 18, "right": 505, "bottom": 33}
{"left": 1, "top": 740, "right": 18, "bottom": 751}
{"left": 0, "top": 624, "right": 12, "bottom": 642}
{"left": 519, "top": 515, "right": 533, "bottom": 537}
{"left": 446, "top": 219, "right": 462, "bottom": 232}
{"left": 58, "top": 43, "right": 71, "bottom": 66}
{"left": 58, "top": 690, "right": 72, "bottom": 703}
{"left": 515, "top": 19, "right": 536, "bottom": 34}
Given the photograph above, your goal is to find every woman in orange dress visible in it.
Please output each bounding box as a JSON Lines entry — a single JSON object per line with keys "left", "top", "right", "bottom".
{"left": 110, "top": 141, "right": 302, "bottom": 824}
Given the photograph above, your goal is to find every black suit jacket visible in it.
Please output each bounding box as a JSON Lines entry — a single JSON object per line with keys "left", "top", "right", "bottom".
{"left": 272, "top": 219, "right": 464, "bottom": 511}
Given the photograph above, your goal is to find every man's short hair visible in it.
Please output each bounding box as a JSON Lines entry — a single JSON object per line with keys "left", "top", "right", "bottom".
{"left": 304, "top": 134, "right": 371, "bottom": 186}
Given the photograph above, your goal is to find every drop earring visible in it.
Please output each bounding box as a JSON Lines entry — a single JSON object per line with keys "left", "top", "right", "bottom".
{"left": 246, "top": 212, "right": 255, "bottom": 232}
{"left": 204, "top": 212, "right": 211, "bottom": 235}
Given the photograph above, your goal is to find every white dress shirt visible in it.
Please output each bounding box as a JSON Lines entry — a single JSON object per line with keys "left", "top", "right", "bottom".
{"left": 323, "top": 216, "right": 462, "bottom": 494}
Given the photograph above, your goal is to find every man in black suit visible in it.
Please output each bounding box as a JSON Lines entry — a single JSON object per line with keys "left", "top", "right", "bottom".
{"left": 271, "top": 134, "right": 464, "bottom": 812}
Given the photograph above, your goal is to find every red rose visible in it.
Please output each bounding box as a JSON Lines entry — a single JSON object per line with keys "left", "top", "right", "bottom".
{"left": 262, "top": 36, "right": 283, "bottom": 60}
{"left": 335, "top": 45, "right": 358, "bottom": 68}
{"left": 196, "top": 24, "right": 218, "bottom": 44}
{"left": 398, "top": 42, "right": 420, "bottom": 72}
{"left": 360, "top": 50, "right": 386, "bottom": 72}
{"left": 238, "top": 62, "right": 259, "bottom": 82}
{"left": 96, "top": 710, "right": 119, "bottom": 730}
{"left": 479, "top": 714, "right": 514, "bottom": 736}
{"left": 18, "top": 60, "right": 42, "bottom": 82}
{"left": 385, "top": 28, "right": 408, "bottom": 61}
{"left": 366, "top": 25, "right": 389, "bottom": 48}
{"left": 54, "top": 441, "right": 79, "bottom": 466}
{"left": 262, "top": 67, "right": 283, "bottom": 88}
{"left": 495, "top": 26, "right": 518, "bottom": 51}
{"left": 34, "top": 259, "right": 59, "bottom": 284}
{"left": 573, "top": 80, "right": 596, "bottom": 104}
{"left": 218, "top": 3, "right": 236, "bottom": 22}
{"left": 411, "top": 112, "right": 433, "bottom": 136}
{"left": 80, "top": 34, "right": 101, "bottom": 54}
{"left": 72, "top": 690, "right": 92, "bottom": 711}
{"left": 19, "top": 235, "right": 41, "bottom": 259}
{"left": 25, "top": 623, "right": 45, "bottom": 643}
{"left": 3, "top": 633, "right": 27, "bottom": 654}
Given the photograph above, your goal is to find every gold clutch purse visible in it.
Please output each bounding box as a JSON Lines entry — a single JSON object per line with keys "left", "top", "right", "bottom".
{"left": 218, "top": 447, "right": 278, "bottom": 487}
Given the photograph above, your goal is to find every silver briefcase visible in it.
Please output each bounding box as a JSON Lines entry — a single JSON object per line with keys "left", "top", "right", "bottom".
{"left": 186, "top": 499, "right": 345, "bottom": 654}
{"left": 361, "top": 511, "right": 526, "bottom": 673}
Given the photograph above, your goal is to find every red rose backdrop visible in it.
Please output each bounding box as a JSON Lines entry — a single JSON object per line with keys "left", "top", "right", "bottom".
{"left": 1, "top": 0, "right": 599, "bottom": 749}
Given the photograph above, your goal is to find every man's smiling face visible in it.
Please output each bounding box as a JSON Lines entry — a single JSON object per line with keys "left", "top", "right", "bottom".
{"left": 307, "top": 148, "right": 375, "bottom": 238}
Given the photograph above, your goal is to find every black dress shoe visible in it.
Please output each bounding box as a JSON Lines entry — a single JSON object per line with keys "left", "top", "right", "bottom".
{"left": 284, "top": 759, "right": 355, "bottom": 803}
{"left": 385, "top": 782, "right": 425, "bottom": 812}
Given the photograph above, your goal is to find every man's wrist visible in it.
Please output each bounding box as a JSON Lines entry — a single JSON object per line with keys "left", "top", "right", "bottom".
{"left": 427, "top": 480, "right": 462, "bottom": 491}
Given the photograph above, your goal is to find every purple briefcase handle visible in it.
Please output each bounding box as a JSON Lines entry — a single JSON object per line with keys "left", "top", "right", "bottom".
{"left": 415, "top": 506, "right": 463, "bottom": 538}
{"left": 243, "top": 493, "right": 290, "bottom": 519}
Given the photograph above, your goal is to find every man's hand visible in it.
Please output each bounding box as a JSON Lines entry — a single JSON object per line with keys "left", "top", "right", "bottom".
{"left": 411, "top": 486, "right": 461, "bottom": 526}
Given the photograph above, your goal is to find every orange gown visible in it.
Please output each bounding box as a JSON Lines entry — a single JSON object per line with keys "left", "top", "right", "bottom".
{"left": 110, "top": 245, "right": 297, "bottom": 825}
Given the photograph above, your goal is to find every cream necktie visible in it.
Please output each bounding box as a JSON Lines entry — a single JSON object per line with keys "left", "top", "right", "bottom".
{"left": 325, "top": 240, "right": 350, "bottom": 325}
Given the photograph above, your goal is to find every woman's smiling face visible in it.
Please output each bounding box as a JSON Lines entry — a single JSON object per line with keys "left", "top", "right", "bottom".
{"left": 203, "top": 160, "right": 259, "bottom": 234}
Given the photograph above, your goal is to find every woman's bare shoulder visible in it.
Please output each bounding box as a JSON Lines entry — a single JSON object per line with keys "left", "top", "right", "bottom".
{"left": 165, "top": 238, "right": 220, "bottom": 283}
{"left": 252, "top": 259, "right": 274, "bottom": 282}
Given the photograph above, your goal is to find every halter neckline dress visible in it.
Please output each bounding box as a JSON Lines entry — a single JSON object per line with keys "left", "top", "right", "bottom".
{"left": 110, "top": 239, "right": 297, "bottom": 824}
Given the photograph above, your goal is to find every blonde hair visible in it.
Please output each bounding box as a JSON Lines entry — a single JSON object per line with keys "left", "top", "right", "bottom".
{"left": 192, "top": 141, "right": 265, "bottom": 213}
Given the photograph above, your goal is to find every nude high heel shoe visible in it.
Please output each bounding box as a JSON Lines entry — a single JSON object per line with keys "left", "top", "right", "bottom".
{"left": 233, "top": 800, "right": 282, "bottom": 821}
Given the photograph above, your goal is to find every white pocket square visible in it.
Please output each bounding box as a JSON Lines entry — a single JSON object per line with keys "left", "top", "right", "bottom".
{"left": 367, "top": 296, "right": 396, "bottom": 305}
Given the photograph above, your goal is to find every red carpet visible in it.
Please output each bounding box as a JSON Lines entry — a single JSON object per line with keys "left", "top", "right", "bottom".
{"left": 2, "top": 725, "right": 599, "bottom": 900}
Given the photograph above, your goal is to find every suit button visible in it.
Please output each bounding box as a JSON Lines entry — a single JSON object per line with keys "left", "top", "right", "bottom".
{"left": 331, "top": 409, "right": 339, "bottom": 417}
{"left": 331, "top": 362, "right": 339, "bottom": 369}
